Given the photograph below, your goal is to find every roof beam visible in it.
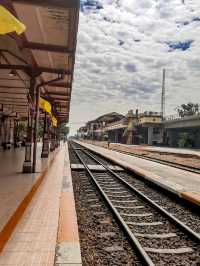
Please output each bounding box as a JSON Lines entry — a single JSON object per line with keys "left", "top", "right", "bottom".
{"left": 50, "top": 95, "right": 70, "bottom": 99}
{"left": 53, "top": 99, "right": 69, "bottom": 102}
{"left": 47, "top": 82, "right": 72, "bottom": 88}
{"left": 48, "top": 92, "right": 71, "bottom": 96}
{"left": 0, "top": 97, "right": 27, "bottom": 101}
{"left": 12, "top": 0, "right": 79, "bottom": 8}
{"left": 23, "top": 42, "right": 74, "bottom": 54}
{"left": 0, "top": 91, "right": 27, "bottom": 95}
{"left": 0, "top": 64, "right": 72, "bottom": 75}
{"left": 0, "top": 86, "right": 27, "bottom": 89}
{"left": 0, "top": 103, "right": 27, "bottom": 107}
{"left": 0, "top": 78, "right": 29, "bottom": 82}
{"left": 58, "top": 112, "right": 69, "bottom": 114}
{"left": 38, "top": 66, "right": 72, "bottom": 75}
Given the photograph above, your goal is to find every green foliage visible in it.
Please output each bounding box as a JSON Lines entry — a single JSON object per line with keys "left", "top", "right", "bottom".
{"left": 38, "top": 120, "right": 44, "bottom": 138}
{"left": 60, "top": 123, "right": 69, "bottom": 136}
{"left": 177, "top": 102, "right": 199, "bottom": 117}
{"left": 178, "top": 133, "right": 194, "bottom": 148}
{"left": 17, "top": 121, "right": 27, "bottom": 139}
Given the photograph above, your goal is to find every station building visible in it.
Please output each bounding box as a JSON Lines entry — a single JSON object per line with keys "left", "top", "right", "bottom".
{"left": 78, "top": 110, "right": 163, "bottom": 145}
{"left": 78, "top": 110, "right": 200, "bottom": 148}
{"left": 78, "top": 112, "right": 125, "bottom": 141}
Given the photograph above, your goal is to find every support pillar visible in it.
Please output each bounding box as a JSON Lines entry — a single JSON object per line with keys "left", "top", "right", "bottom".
{"left": 57, "top": 127, "right": 60, "bottom": 147}
{"left": 7, "top": 119, "right": 14, "bottom": 148}
{"left": 41, "top": 112, "right": 49, "bottom": 158}
{"left": 23, "top": 110, "right": 33, "bottom": 172}
{"left": 50, "top": 128, "right": 55, "bottom": 152}
{"left": 32, "top": 86, "right": 40, "bottom": 172}
{"left": 23, "top": 77, "right": 35, "bottom": 173}
{"left": 14, "top": 120, "right": 19, "bottom": 148}
{"left": 1, "top": 117, "right": 6, "bottom": 150}
{"left": 0, "top": 117, "right": 2, "bottom": 150}
{"left": 32, "top": 74, "right": 64, "bottom": 171}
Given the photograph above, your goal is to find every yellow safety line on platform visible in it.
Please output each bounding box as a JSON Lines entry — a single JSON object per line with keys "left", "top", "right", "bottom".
{"left": 181, "top": 191, "right": 200, "bottom": 207}
{"left": 0, "top": 150, "right": 59, "bottom": 252}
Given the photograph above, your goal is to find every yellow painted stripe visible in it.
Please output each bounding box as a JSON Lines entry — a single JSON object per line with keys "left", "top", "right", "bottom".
{"left": 0, "top": 150, "right": 59, "bottom": 252}
{"left": 57, "top": 192, "right": 79, "bottom": 243}
{"left": 181, "top": 191, "right": 200, "bottom": 207}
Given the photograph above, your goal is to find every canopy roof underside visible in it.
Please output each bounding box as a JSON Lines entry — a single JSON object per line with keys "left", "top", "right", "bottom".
{"left": 0, "top": 0, "right": 79, "bottom": 123}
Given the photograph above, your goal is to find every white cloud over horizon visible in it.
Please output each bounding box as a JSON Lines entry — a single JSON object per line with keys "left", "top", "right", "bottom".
{"left": 69, "top": 0, "right": 200, "bottom": 135}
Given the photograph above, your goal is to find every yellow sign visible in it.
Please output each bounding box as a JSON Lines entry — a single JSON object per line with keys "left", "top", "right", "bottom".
{"left": 39, "top": 97, "right": 52, "bottom": 114}
{"left": 52, "top": 116, "right": 57, "bottom": 127}
{"left": 39, "top": 97, "right": 57, "bottom": 127}
{"left": 0, "top": 5, "right": 26, "bottom": 35}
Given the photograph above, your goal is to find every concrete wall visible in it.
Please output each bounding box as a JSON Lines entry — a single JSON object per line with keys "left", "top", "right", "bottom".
{"left": 108, "top": 128, "right": 124, "bottom": 143}
{"left": 166, "top": 127, "right": 200, "bottom": 148}
{"left": 164, "top": 116, "right": 200, "bottom": 129}
{"left": 139, "top": 116, "right": 162, "bottom": 124}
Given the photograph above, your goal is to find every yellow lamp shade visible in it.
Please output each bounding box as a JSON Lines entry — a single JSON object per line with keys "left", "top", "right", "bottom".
{"left": 0, "top": 5, "right": 26, "bottom": 35}
{"left": 52, "top": 116, "right": 57, "bottom": 127}
{"left": 39, "top": 97, "right": 52, "bottom": 115}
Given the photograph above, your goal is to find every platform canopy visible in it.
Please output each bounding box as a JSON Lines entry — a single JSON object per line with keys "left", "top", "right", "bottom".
{"left": 0, "top": 0, "right": 79, "bottom": 123}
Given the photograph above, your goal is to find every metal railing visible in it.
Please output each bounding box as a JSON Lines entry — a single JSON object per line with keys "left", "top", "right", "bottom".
{"left": 164, "top": 113, "right": 200, "bottom": 121}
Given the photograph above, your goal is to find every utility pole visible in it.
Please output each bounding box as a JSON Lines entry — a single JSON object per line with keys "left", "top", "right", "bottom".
{"left": 161, "top": 69, "right": 166, "bottom": 120}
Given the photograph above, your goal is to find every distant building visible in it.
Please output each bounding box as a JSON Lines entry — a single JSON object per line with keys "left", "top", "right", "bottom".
{"left": 137, "top": 111, "right": 163, "bottom": 145}
{"left": 77, "top": 110, "right": 163, "bottom": 145}
{"left": 78, "top": 110, "right": 200, "bottom": 148}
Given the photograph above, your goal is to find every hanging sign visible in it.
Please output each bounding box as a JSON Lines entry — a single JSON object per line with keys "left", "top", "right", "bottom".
{"left": 52, "top": 116, "right": 57, "bottom": 127}
{"left": 39, "top": 97, "right": 52, "bottom": 115}
{"left": 39, "top": 97, "right": 57, "bottom": 127}
{"left": 0, "top": 5, "right": 26, "bottom": 35}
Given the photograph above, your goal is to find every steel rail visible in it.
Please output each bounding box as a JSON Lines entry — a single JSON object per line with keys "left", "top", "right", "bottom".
{"left": 72, "top": 145, "right": 155, "bottom": 266}
{"left": 72, "top": 142, "right": 200, "bottom": 174}
{"left": 78, "top": 147, "right": 200, "bottom": 244}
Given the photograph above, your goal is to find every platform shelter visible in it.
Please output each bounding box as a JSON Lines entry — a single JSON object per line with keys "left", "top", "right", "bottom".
{"left": 0, "top": 0, "right": 79, "bottom": 172}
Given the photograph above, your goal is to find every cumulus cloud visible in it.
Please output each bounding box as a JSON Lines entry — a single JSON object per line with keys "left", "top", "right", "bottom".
{"left": 69, "top": 0, "right": 200, "bottom": 134}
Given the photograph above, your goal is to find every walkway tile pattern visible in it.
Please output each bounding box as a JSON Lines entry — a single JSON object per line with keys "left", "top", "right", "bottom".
{"left": 0, "top": 146, "right": 65, "bottom": 265}
{"left": 0, "top": 145, "right": 51, "bottom": 233}
{"left": 55, "top": 142, "right": 82, "bottom": 265}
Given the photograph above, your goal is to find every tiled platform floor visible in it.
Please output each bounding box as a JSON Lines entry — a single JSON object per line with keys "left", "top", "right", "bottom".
{"left": 0, "top": 144, "right": 53, "bottom": 234}
{"left": 0, "top": 145, "right": 64, "bottom": 265}
{"left": 83, "top": 140, "right": 200, "bottom": 157}
{"left": 118, "top": 143, "right": 200, "bottom": 157}
{"left": 0, "top": 143, "right": 81, "bottom": 265}
{"left": 76, "top": 141, "right": 200, "bottom": 206}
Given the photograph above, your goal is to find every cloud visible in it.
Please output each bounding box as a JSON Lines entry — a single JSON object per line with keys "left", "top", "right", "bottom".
{"left": 69, "top": 0, "right": 200, "bottom": 134}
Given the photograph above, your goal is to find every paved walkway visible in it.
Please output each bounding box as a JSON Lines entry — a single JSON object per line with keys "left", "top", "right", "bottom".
{"left": 0, "top": 144, "right": 51, "bottom": 234}
{"left": 76, "top": 141, "right": 200, "bottom": 206}
{"left": 119, "top": 144, "right": 200, "bottom": 157}
{"left": 83, "top": 140, "right": 200, "bottom": 157}
{"left": 0, "top": 143, "right": 81, "bottom": 265}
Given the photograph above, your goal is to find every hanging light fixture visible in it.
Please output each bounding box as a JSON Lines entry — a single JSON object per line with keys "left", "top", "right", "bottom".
{"left": 9, "top": 69, "right": 17, "bottom": 77}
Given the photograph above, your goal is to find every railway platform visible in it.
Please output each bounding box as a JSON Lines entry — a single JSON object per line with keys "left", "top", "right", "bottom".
{"left": 0, "top": 143, "right": 81, "bottom": 265}
{"left": 75, "top": 140, "right": 200, "bottom": 207}
{"left": 118, "top": 144, "right": 200, "bottom": 157}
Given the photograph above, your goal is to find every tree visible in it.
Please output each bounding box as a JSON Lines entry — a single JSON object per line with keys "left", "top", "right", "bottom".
{"left": 177, "top": 102, "right": 199, "bottom": 117}
{"left": 17, "top": 121, "right": 27, "bottom": 139}
{"left": 178, "top": 132, "right": 194, "bottom": 148}
{"left": 60, "top": 124, "right": 69, "bottom": 138}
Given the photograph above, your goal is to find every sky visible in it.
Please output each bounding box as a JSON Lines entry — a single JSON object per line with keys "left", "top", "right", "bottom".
{"left": 69, "top": 0, "right": 200, "bottom": 135}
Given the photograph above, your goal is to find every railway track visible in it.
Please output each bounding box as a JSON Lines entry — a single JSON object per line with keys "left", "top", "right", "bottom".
{"left": 70, "top": 141, "right": 200, "bottom": 266}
